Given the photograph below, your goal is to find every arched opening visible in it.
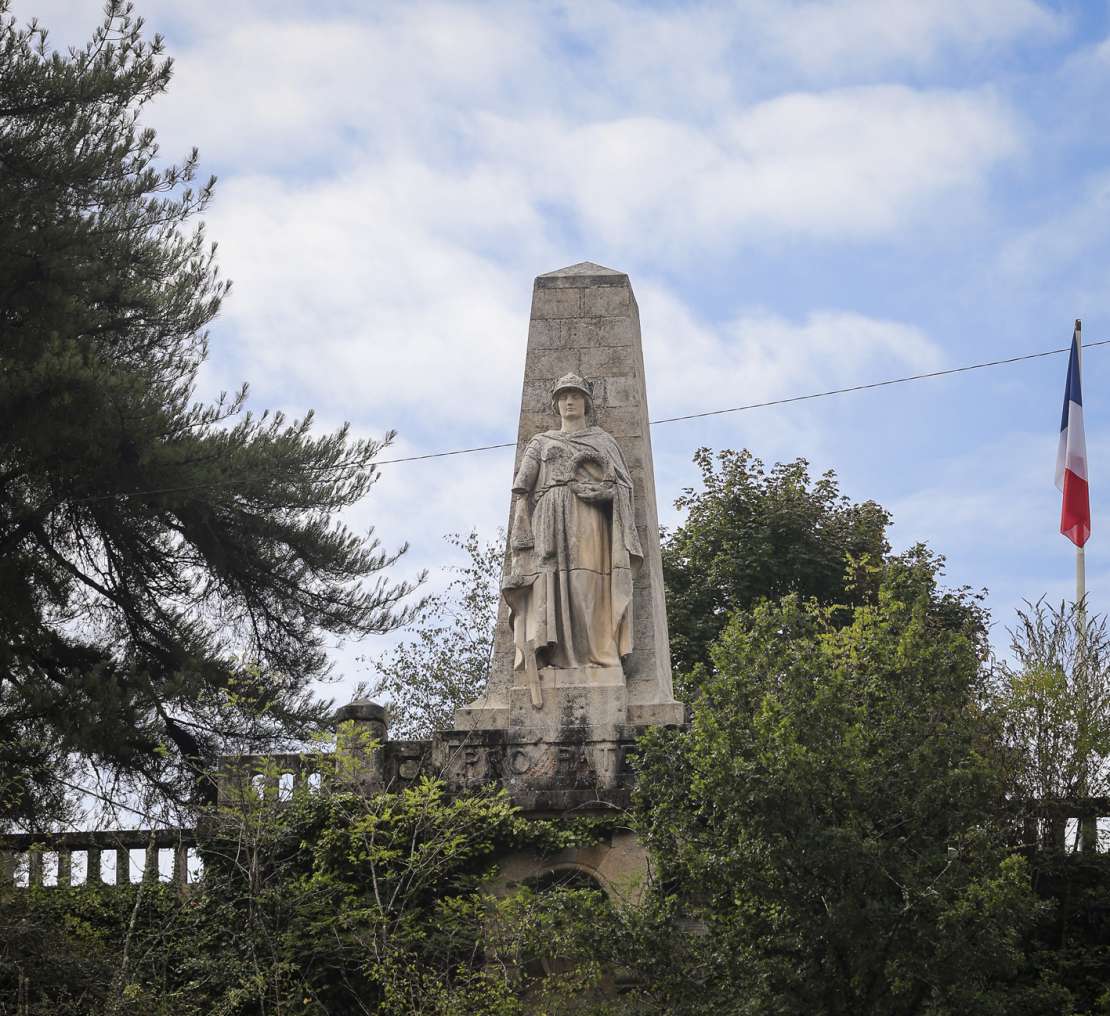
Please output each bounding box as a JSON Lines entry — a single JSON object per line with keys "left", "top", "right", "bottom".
{"left": 521, "top": 865, "right": 610, "bottom": 980}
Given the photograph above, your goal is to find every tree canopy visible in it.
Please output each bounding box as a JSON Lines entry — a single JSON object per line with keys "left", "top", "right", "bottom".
{"left": 633, "top": 559, "right": 1060, "bottom": 1015}
{"left": 0, "top": 777, "right": 618, "bottom": 1015}
{"left": 662, "top": 447, "right": 892, "bottom": 674}
{"left": 367, "top": 532, "right": 501, "bottom": 740}
{"left": 0, "top": 2, "right": 416, "bottom": 825}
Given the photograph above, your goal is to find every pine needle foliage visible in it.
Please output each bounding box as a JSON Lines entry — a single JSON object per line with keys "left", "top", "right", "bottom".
{"left": 0, "top": 2, "right": 418, "bottom": 824}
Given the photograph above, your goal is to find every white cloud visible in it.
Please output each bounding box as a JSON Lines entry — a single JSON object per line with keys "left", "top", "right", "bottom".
{"left": 149, "top": 4, "right": 548, "bottom": 168}
{"left": 471, "top": 85, "right": 1019, "bottom": 253}
{"left": 17, "top": 1, "right": 1025, "bottom": 255}
{"left": 19, "top": 0, "right": 1061, "bottom": 94}
{"left": 639, "top": 282, "right": 942, "bottom": 420}
{"left": 998, "top": 171, "right": 1110, "bottom": 305}
{"left": 556, "top": 0, "right": 1061, "bottom": 106}
{"left": 200, "top": 164, "right": 549, "bottom": 428}
{"left": 757, "top": 0, "right": 1062, "bottom": 78}
{"left": 717, "top": 86, "right": 1018, "bottom": 235}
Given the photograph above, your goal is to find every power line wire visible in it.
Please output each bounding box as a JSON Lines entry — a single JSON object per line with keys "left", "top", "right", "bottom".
{"left": 376, "top": 338, "right": 1110, "bottom": 463}
{"left": 54, "top": 337, "right": 1106, "bottom": 499}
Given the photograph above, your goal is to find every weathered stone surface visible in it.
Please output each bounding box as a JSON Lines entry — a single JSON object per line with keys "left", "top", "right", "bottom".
{"left": 604, "top": 376, "right": 641, "bottom": 408}
{"left": 455, "top": 262, "right": 683, "bottom": 740}
{"left": 430, "top": 724, "right": 661, "bottom": 805}
{"left": 581, "top": 285, "right": 631, "bottom": 317}
{"left": 530, "top": 288, "right": 581, "bottom": 319}
{"left": 490, "top": 830, "right": 650, "bottom": 905}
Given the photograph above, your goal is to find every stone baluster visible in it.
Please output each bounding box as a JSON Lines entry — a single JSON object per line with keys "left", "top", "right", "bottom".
{"left": 1021, "top": 811, "right": 1037, "bottom": 853}
{"left": 28, "top": 847, "right": 43, "bottom": 888}
{"left": 144, "top": 841, "right": 159, "bottom": 882}
{"left": 115, "top": 846, "right": 130, "bottom": 885}
{"left": 57, "top": 849, "right": 71, "bottom": 888}
{"left": 86, "top": 846, "right": 102, "bottom": 885}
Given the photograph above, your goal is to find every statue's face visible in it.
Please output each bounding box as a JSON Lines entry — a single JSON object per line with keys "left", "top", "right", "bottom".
{"left": 557, "top": 389, "right": 587, "bottom": 421}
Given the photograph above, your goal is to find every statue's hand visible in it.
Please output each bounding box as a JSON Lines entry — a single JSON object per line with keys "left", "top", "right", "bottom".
{"left": 570, "top": 479, "right": 615, "bottom": 503}
{"left": 509, "top": 492, "right": 534, "bottom": 551}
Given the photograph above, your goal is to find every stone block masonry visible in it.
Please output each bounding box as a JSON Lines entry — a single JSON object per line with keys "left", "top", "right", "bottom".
{"left": 455, "top": 262, "right": 685, "bottom": 738}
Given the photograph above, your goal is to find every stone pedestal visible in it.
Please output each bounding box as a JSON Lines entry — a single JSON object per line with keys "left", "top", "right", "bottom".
{"left": 509, "top": 674, "right": 626, "bottom": 736}
{"left": 431, "top": 724, "right": 647, "bottom": 812}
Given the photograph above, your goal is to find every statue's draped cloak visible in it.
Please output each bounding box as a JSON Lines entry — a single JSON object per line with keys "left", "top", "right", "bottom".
{"left": 504, "top": 427, "right": 643, "bottom": 673}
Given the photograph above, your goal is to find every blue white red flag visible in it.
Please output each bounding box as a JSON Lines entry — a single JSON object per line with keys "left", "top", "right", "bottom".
{"left": 1056, "top": 325, "right": 1090, "bottom": 547}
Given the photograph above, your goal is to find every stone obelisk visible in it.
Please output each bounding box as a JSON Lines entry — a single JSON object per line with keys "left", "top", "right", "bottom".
{"left": 455, "top": 263, "right": 684, "bottom": 735}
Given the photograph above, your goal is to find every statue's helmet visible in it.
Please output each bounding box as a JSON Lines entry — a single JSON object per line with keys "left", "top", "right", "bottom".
{"left": 551, "top": 373, "right": 593, "bottom": 414}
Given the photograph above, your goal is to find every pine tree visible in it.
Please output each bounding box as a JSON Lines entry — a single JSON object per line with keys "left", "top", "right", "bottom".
{"left": 0, "top": 2, "right": 417, "bottom": 826}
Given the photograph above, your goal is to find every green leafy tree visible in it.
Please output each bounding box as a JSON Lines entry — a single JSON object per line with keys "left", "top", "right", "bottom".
{"left": 632, "top": 556, "right": 1059, "bottom": 1015}
{"left": 662, "top": 448, "right": 891, "bottom": 674}
{"left": 0, "top": 776, "right": 618, "bottom": 1015}
{"left": 995, "top": 600, "right": 1110, "bottom": 817}
{"left": 992, "top": 600, "right": 1110, "bottom": 1013}
{"left": 367, "top": 531, "right": 501, "bottom": 739}
{"left": 0, "top": 2, "right": 416, "bottom": 824}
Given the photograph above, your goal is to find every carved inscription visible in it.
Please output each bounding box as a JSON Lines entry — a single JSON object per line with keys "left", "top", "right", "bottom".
{"left": 509, "top": 749, "right": 531, "bottom": 775}
{"left": 441, "top": 740, "right": 638, "bottom": 789}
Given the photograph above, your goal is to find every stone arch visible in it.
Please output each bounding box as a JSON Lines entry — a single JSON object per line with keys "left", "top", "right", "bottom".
{"left": 525, "top": 862, "right": 606, "bottom": 894}
{"left": 488, "top": 830, "right": 649, "bottom": 907}
{"left": 520, "top": 863, "right": 610, "bottom": 978}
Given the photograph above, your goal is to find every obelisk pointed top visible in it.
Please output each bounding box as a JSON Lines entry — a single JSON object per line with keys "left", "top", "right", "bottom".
{"left": 536, "top": 262, "right": 628, "bottom": 290}
{"left": 539, "top": 261, "right": 624, "bottom": 277}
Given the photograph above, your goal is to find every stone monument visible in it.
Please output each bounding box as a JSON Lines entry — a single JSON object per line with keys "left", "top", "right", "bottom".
{"left": 437, "top": 262, "right": 685, "bottom": 810}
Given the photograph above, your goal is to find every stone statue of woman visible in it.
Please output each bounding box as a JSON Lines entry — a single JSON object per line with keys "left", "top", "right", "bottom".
{"left": 503, "top": 374, "right": 643, "bottom": 707}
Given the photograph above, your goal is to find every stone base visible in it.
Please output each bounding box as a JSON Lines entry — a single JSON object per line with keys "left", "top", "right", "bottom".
{"left": 433, "top": 725, "right": 638, "bottom": 802}
{"left": 454, "top": 666, "right": 686, "bottom": 734}
{"left": 509, "top": 670, "right": 626, "bottom": 736}
{"left": 627, "top": 701, "right": 687, "bottom": 726}
{"left": 453, "top": 705, "right": 509, "bottom": 730}
{"left": 545, "top": 665, "right": 624, "bottom": 687}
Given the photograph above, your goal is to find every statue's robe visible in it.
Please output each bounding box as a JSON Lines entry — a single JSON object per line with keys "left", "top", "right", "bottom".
{"left": 504, "top": 427, "right": 643, "bottom": 674}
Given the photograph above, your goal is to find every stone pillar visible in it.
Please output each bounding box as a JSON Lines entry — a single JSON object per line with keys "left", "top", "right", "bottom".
{"left": 335, "top": 700, "right": 388, "bottom": 793}
{"left": 439, "top": 264, "right": 684, "bottom": 815}
{"left": 456, "top": 263, "right": 684, "bottom": 731}
{"left": 144, "top": 841, "right": 159, "bottom": 883}
{"left": 28, "top": 847, "right": 42, "bottom": 888}
{"left": 0, "top": 850, "right": 15, "bottom": 887}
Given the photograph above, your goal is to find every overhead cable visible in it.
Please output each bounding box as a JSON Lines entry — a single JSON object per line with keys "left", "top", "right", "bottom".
{"left": 375, "top": 338, "right": 1110, "bottom": 464}
{"left": 55, "top": 338, "right": 1108, "bottom": 500}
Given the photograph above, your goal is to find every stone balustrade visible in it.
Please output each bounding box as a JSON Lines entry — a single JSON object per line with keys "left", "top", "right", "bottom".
{"left": 216, "top": 751, "right": 334, "bottom": 803}
{"left": 1020, "top": 797, "right": 1110, "bottom": 853}
{"left": 6, "top": 777, "right": 1110, "bottom": 894}
{"left": 0, "top": 827, "right": 198, "bottom": 889}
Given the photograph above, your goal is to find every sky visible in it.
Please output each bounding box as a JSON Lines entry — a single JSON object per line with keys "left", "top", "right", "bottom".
{"left": 16, "top": 0, "right": 1110, "bottom": 699}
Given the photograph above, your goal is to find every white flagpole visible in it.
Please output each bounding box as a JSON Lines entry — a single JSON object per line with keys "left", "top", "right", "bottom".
{"left": 1077, "top": 319, "right": 1086, "bottom": 624}
{"left": 1073, "top": 319, "right": 1093, "bottom": 851}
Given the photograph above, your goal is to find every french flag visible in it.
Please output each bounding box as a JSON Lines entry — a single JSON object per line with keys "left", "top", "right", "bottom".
{"left": 1056, "top": 323, "right": 1090, "bottom": 547}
